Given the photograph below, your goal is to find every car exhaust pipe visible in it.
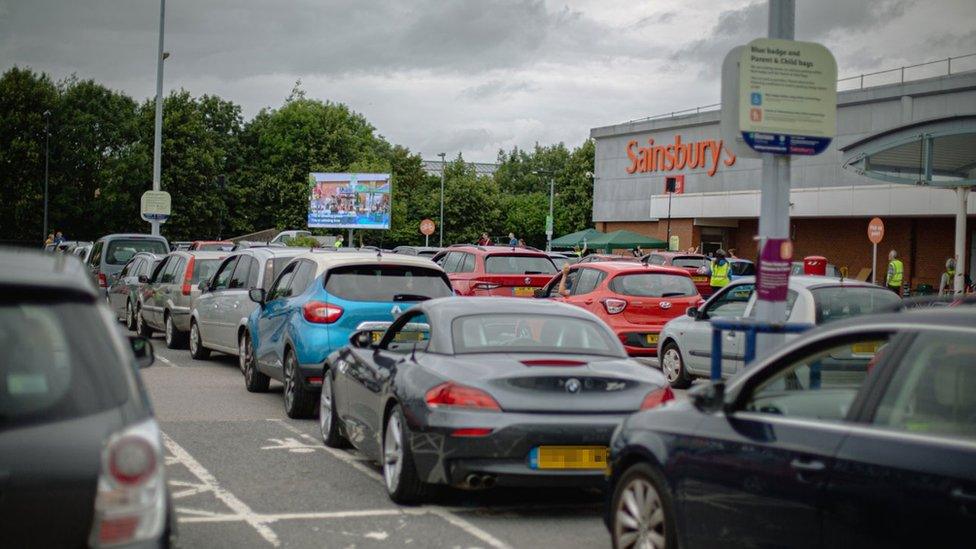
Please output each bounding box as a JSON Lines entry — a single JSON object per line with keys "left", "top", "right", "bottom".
{"left": 465, "top": 474, "right": 482, "bottom": 489}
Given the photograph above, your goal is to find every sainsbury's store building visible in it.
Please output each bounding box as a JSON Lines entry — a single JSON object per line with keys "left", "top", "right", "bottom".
{"left": 590, "top": 68, "right": 976, "bottom": 289}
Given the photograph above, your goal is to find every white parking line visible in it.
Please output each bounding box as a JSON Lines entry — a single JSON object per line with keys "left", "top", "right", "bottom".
{"left": 156, "top": 355, "right": 178, "bottom": 367}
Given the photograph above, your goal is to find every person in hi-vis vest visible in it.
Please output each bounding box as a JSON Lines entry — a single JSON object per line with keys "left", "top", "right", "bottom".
{"left": 709, "top": 249, "right": 731, "bottom": 293}
{"left": 886, "top": 249, "right": 904, "bottom": 295}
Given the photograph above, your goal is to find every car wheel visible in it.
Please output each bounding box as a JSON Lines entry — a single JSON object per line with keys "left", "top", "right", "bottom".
{"left": 126, "top": 300, "right": 137, "bottom": 332}
{"left": 189, "top": 320, "right": 211, "bottom": 360}
{"left": 136, "top": 307, "right": 153, "bottom": 337}
{"left": 319, "top": 372, "right": 349, "bottom": 448}
{"left": 164, "top": 313, "right": 188, "bottom": 350}
{"left": 383, "top": 404, "right": 428, "bottom": 504}
{"left": 238, "top": 332, "right": 249, "bottom": 374}
{"left": 661, "top": 342, "right": 691, "bottom": 389}
{"left": 283, "top": 349, "right": 315, "bottom": 419}
{"left": 242, "top": 333, "right": 270, "bottom": 393}
{"left": 611, "top": 463, "right": 677, "bottom": 549}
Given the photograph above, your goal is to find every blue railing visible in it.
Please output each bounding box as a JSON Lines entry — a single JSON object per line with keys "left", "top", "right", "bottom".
{"left": 709, "top": 319, "right": 814, "bottom": 381}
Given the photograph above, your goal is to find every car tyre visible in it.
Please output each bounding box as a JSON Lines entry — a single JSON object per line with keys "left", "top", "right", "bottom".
{"left": 164, "top": 312, "right": 188, "bottom": 350}
{"left": 661, "top": 341, "right": 691, "bottom": 389}
{"left": 125, "top": 300, "right": 137, "bottom": 332}
{"left": 383, "top": 404, "right": 428, "bottom": 504}
{"left": 242, "top": 333, "right": 270, "bottom": 393}
{"left": 136, "top": 306, "right": 153, "bottom": 337}
{"left": 319, "top": 371, "right": 349, "bottom": 448}
{"left": 189, "top": 320, "right": 211, "bottom": 360}
{"left": 283, "top": 349, "right": 316, "bottom": 419}
{"left": 610, "top": 462, "right": 677, "bottom": 549}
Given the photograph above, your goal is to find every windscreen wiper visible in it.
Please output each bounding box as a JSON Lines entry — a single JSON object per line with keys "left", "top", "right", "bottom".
{"left": 393, "top": 294, "right": 431, "bottom": 302}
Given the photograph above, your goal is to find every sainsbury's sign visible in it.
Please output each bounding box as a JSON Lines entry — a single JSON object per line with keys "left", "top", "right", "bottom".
{"left": 626, "top": 135, "right": 736, "bottom": 177}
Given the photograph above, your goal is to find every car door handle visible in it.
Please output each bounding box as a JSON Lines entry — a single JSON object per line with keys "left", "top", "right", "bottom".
{"left": 790, "top": 458, "right": 826, "bottom": 472}
{"left": 951, "top": 488, "right": 976, "bottom": 503}
{"left": 584, "top": 299, "right": 594, "bottom": 305}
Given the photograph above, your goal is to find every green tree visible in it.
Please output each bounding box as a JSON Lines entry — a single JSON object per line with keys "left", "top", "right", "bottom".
{"left": 442, "top": 156, "right": 500, "bottom": 245}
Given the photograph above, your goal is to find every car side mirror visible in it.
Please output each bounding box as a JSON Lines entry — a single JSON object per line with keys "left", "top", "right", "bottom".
{"left": 138, "top": 275, "right": 149, "bottom": 284}
{"left": 248, "top": 288, "right": 266, "bottom": 307}
{"left": 686, "top": 306, "right": 698, "bottom": 319}
{"left": 350, "top": 329, "right": 374, "bottom": 349}
{"left": 690, "top": 381, "right": 726, "bottom": 414}
{"left": 198, "top": 280, "right": 208, "bottom": 292}
{"left": 533, "top": 288, "right": 547, "bottom": 298}
{"left": 129, "top": 335, "right": 155, "bottom": 369}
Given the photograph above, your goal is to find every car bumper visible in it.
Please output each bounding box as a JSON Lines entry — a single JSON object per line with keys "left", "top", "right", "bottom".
{"left": 408, "top": 409, "right": 625, "bottom": 488}
{"left": 170, "top": 307, "right": 191, "bottom": 331}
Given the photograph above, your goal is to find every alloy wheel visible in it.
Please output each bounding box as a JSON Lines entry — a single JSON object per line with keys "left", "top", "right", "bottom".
{"left": 284, "top": 353, "right": 295, "bottom": 411}
{"left": 165, "top": 316, "right": 173, "bottom": 346}
{"left": 126, "top": 302, "right": 134, "bottom": 330}
{"left": 383, "top": 413, "right": 403, "bottom": 493}
{"left": 661, "top": 348, "right": 681, "bottom": 383}
{"left": 239, "top": 335, "right": 248, "bottom": 373}
{"left": 614, "top": 476, "right": 666, "bottom": 549}
{"left": 319, "top": 375, "right": 333, "bottom": 441}
{"left": 190, "top": 322, "right": 200, "bottom": 355}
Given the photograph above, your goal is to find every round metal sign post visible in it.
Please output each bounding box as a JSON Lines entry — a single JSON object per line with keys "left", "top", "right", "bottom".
{"left": 868, "top": 217, "right": 885, "bottom": 285}
{"left": 420, "top": 218, "right": 435, "bottom": 247}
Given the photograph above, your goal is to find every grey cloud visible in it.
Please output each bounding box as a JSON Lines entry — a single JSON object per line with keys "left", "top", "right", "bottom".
{"left": 460, "top": 79, "right": 532, "bottom": 100}
{"left": 419, "top": 128, "right": 496, "bottom": 156}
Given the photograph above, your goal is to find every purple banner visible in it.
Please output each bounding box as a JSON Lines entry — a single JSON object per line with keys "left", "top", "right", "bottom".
{"left": 757, "top": 238, "right": 793, "bottom": 301}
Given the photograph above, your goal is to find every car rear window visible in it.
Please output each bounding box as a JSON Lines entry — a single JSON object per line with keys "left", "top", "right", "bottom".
{"left": 610, "top": 273, "right": 698, "bottom": 297}
{"left": 452, "top": 313, "right": 621, "bottom": 357}
{"left": 671, "top": 256, "right": 709, "bottom": 269}
{"left": 813, "top": 286, "right": 901, "bottom": 324}
{"left": 484, "top": 255, "right": 556, "bottom": 275}
{"left": 191, "top": 259, "right": 222, "bottom": 284}
{"left": 325, "top": 265, "right": 453, "bottom": 302}
{"left": 0, "top": 297, "right": 131, "bottom": 429}
{"left": 730, "top": 262, "right": 756, "bottom": 276}
{"left": 106, "top": 239, "right": 168, "bottom": 265}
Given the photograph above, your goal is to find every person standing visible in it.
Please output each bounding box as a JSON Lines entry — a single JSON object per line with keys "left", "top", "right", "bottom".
{"left": 44, "top": 233, "right": 54, "bottom": 247}
{"left": 939, "top": 258, "right": 956, "bottom": 295}
{"left": 709, "top": 249, "right": 731, "bottom": 293}
{"left": 477, "top": 232, "right": 491, "bottom": 246}
{"left": 886, "top": 249, "right": 904, "bottom": 295}
{"left": 508, "top": 232, "right": 517, "bottom": 247}
{"left": 54, "top": 231, "right": 64, "bottom": 245}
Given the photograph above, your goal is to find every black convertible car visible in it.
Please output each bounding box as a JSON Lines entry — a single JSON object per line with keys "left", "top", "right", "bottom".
{"left": 320, "top": 297, "right": 674, "bottom": 503}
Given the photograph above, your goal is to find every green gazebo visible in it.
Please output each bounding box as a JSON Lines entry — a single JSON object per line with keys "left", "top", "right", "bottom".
{"left": 550, "top": 228, "right": 603, "bottom": 249}
{"left": 584, "top": 230, "right": 668, "bottom": 253}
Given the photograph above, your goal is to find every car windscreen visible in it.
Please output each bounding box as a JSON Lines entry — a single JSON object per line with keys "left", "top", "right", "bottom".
{"left": 609, "top": 273, "right": 698, "bottom": 297}
{"left": 484, "top": 255, "right": 556, "bottom": 275}
{"left": 325, "top": 265, "right": 453, "bottom": 302}
{"left": 730, "top": 262, "right": 756, "bottom": 276}
{"left": 813, "top": 286, "right": 901, "bottom": 324}
{"left": 671, "top": 256, "right": 709, "bottom": 269}
{"left": 191, "top": 259, "right": 222, "bottom": 284}
{"left": 0, "top": 297, "right": 131, "bottom": 429}
{"left": 452, "top": 314, "right": 621, "bottom": 357}
{"left": 106, "top": 239, "right": 168, "bottom": 265}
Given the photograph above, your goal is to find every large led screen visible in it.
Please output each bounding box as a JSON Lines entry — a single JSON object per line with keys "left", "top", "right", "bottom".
{"left": 307, "top": 173, "right": 391, "bottom": 230}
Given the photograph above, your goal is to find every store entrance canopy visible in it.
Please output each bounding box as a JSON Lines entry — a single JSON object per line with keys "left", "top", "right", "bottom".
{"left": 841, "top": 114, "right": 976, "bottom": 293}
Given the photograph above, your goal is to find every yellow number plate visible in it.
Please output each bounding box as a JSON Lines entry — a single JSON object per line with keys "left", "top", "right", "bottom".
{"left": 851, "top": 341, "right": 881, "bottom": 355}
{"left": 692, "top": 276, "right": 708, "bottom": 283}
{"left": 513, "top": 286, "right": 535, "bottom": 297}
{"left": 372, "top": 331, "right": 426, "bottom": 343}
{"left": 646, "top": 334, "right": 659, "bottom": 345}
{"left": 371, "top": 331, "right": 383, "bottom": 343}
{"left": 529, "top": 446, "right": 609, "bottom": 470}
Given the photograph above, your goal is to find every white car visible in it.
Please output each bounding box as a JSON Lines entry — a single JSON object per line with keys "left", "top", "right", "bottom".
{"left": 657, "top": 276, "right": 901, "bottom": 388}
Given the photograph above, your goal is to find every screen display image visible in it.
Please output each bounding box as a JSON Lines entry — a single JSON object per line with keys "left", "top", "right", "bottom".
{"left": 307, "top": 172, "right": 391, "bottom": 229}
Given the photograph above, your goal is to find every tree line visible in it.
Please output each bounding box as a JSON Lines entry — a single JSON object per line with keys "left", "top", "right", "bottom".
{"left": 0, "top": 66, "right": 594, "bottom": 248}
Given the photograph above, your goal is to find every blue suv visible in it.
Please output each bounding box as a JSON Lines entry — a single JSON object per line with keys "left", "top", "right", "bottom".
{"left": 243, "top": 252, "right": 453, "bottom": 418}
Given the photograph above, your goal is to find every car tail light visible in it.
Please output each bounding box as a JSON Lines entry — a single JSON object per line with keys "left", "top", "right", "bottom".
{"left": 98, "top": 272, "right": 108, "bottom": 288}
{"left": 181, "top": 256, "right": 195, "bottom": 296}
{"left": 425, "top": 382, "right": 501, "bottom": 411}
{"left": 451, "top": 428, "right": 494, "bottom": 437}
{"left": 303, "top": 301, "right": 343, "bottom": 324}
{"left": 640, "top": 386, "right": 675, "bottom": 410}
{"left": 603, "top": 298, "right": 627, "bottom": 314}
{"left": 473, "top": 282, "right": 501, "bottom": 290}
{"left": 89, "top": 419, "right": 166, "bottom": 547}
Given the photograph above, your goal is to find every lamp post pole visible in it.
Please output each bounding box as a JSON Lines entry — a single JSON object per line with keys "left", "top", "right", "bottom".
{"left": 151, "top": 0, "right": 166, "bottom": 237}
{"left": 547, "top": 175, "right": 554, "bottom": 252}
{"left": 43, "top": 110, "right": 50, "bottom": 242}
{"left": 438, "top": 152, "right": 446, "bottom": 247}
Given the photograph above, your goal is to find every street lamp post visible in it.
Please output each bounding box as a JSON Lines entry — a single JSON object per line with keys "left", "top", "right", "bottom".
{"left": 438, "top": 152, "right": 446, "bottom": 247}
{"left": 43, "top": 110, "right": 50, "bottom": 242}
{"left": 151, "top": 0, "right": 166, "bottom": 237}
{"left": 547, "top": 175, "right": 554, "bottom": 252}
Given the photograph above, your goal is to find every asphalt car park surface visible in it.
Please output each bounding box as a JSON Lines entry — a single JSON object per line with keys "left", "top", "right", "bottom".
{"left": 140, "top": 329, "right": 628, "bottom": 548}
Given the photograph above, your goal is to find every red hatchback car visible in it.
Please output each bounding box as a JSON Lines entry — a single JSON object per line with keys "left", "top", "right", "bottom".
{"left": 643, "top": 251, "right": 713, "bottom": 297}
{"left": 433, "top": 245, "right": 558, "bottom": 297}
{"left": 537, "top": 262, "right": 701, "bottom": 358}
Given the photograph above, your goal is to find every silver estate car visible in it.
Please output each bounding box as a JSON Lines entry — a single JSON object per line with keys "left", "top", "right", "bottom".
{"left": 107, "top": 251, "right": 162, "bottom": 331}
{"left": 657, "top": 275, "right": 901, "bottom": 388}
{"left": 136, "top": 250, "right": 227, "bottom": 348}
{"left": 188, "top": 247, "right": 305, "bottom": 367}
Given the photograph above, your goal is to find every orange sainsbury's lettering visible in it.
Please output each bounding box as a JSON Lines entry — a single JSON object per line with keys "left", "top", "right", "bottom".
{"left": 625, "top": 135, "right": 735, "bottom": 177}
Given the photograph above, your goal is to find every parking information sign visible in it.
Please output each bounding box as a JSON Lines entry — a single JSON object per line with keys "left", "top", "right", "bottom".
{"left": 140, "top": 190, "right": 171, "bottom": 223}
{"left": 738, "top": 38, "right": 837, "bottom": 156}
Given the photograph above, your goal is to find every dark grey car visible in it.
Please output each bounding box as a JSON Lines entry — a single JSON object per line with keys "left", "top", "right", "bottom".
{"left": 87, "top": 234, "right": 170, "bottom": 297}
{"left": 0, "top": 247, "right": 173, "bottom": 547}
{"left": 321, "top": 297, "right": 673, "bottom": 503}
{"left": 107, "top": 252, "right": 163, "bottom": 331}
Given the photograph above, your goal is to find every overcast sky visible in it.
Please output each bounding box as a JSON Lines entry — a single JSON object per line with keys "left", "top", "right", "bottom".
{"left": 2, "top": 0, "right": 974, "bottom": 161}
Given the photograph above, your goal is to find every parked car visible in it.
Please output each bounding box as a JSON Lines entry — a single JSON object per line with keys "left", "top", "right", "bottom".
{"left": 391, "top": 246, "right": 443, "bottom": 258}
{"left": 321, "top": 297, "right": 674, "bottom": 503}
{"left": 88, "top": 234, "right": 170, "bottom": 297}
{"left": 57, "top": 240, "right": 91, "bottom": 254}
{"left": 607, "top": 307, "right": 976, "bottom": 549}
{"left": 657, "top": 276, "right": 901, "bottom": 388}
{"left": 70, "top": 243, "right": 93, "bottom": 264}
{"left": 792, "top": 260, "right": 841, "bottom": 277}
{"left": 0, "top": 247, "right": 173, "bottom": 548}
{"left": 243, "top": 252, "right": 454, "bottom": 418}
{"left": 231, "top": 240, "right": 274, "bottom": 251}
{"left": 107, "top": 252, "right": 163, "bottom": 331}
{"left": 270, "top": 230, "right": 311, "bottom": 244}
{"left": 537, "top": 262, "right": 701, "bottom": 359}
{"left": 189, "top": 247, "right": 306, "bottom": 365}
{"left": 642, "top": 251, "right": 713, "bottom": 297}
{"left": 188, "top": 240, "right": 234, "bottom": 252}
{"left": 136, "top": 251, "right": 226, "bottom": 348}
{"left": 432, "top": 245, "right": 557, "bottom": 297}
{"left": 728, "top": 258, "right": 756, "bottom": 280}
{"left": 547, "top": 252, "right": 576, "bottom": 269}
{"left": 576, "top": 254, "right": 641, "bottom": 265}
